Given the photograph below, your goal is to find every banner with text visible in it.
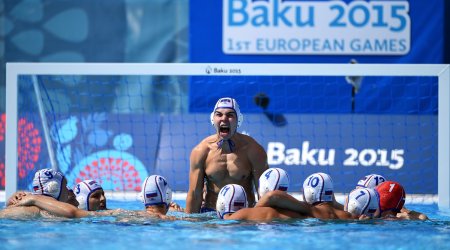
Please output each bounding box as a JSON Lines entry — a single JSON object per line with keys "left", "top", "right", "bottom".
{"left": 156, "top": 114, "right": 437, "bottom": 194}
{"left": 190, "top": 0, "right": 443, "bottom": 62}
{"left": 223, "top": 0, "right": 411, "bottom": 55}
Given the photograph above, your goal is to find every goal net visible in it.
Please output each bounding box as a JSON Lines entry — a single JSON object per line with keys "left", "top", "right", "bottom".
{"left": 4, "top": 63, "right": 450, "bottom": 208}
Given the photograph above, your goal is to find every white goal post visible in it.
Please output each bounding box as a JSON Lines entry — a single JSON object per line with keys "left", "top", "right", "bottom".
{"left": 5, "top": 63, "right": 450, "bottom": 209}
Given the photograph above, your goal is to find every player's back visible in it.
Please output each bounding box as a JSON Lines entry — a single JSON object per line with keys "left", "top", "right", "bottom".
{"left": 312, "top": 203, "right": 355, "bottom": 220}
{"left": 228, "top": 207, "right": 307, "bottom": 221}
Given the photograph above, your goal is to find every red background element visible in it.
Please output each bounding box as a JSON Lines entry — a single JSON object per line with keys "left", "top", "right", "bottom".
{"left": 0, "top": 113, "right": 42, "bottom": 188}
{"left": 74, "top": 157, "right": 142, "bottom": 191}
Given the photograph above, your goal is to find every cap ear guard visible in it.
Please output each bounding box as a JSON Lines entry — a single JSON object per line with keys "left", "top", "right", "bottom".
{"left": 46, "top": 181, "right": 61, "bottom": 195}
{"left": 345, "top": 199, "right": 360, "bottom": 215}
{"left": 210, "top": 111, "right": 214, "bottom": 126}
{"left": 138, "top": 191, "right": 145, "bottom": 203}
{"left": 166, "top": 186, "right": 173, "bottom": 205}
{"left": 210, "top": 97, "right": 244, "bottom": 128}
{"left": 303, "top": 186, "right": 316, "bottom": 204}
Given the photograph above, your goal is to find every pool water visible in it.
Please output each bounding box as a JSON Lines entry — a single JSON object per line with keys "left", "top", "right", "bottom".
{"left": 1, "top": 200, "right": 450, "bottom": 250}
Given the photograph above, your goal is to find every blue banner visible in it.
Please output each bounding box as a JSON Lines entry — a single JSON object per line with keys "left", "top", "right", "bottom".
{"left": 190, "top": 0, "right": 443, "bottom": 62}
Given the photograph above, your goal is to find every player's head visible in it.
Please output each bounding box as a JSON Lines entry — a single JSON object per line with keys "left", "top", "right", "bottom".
{"left": 216, "top": 184, "right": 248, "bottom": 219}
{"left": 140, "top": 175, "right": 173, "bottom": 212}
{"left": 345, "top": 188, "right": 380, "bottom": 218}
{"left": 75, "top": 180, "right": 106, "bottom": 211}
{"left": 32, "top": 168, "right": 68, "bottom": 202}
{"left": 376, "top": 181, "right": 406, "bottom": 215}
{"left": 210, "top": 97, "right": 244, "bottom": 137}
{"left": 357, "top": 174, "right": 386, "bottom": 189}
{"left": 302, "top": 172, "right": 334, "bottom": 205}
{"left": 258, "top": 168, "right": 290, "bottom": 198}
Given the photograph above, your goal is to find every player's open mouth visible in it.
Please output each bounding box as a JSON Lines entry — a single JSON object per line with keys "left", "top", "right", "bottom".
{"left": 219, "top": 126, "right": 230, "bottom": 135}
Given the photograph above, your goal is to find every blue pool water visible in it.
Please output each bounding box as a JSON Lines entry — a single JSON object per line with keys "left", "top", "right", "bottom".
{"left": 1, "top": 200, "right": 450, "bottom": 250}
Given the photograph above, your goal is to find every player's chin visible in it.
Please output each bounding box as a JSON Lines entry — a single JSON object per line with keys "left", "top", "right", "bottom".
{"left": 219, "top": 131, "right": 230, "bottom": 138}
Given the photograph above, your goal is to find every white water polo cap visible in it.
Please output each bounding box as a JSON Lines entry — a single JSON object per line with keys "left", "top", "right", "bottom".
{"left": 32, "top": 168, "right": 65, "bottom": 200}
{"left": 357, "top": 174, "right": 386, "bottom": 189}
{"left": 345, "top": 188, "right": 380, "bottom": 217}
{"left": 258, "top": 168, "right": 290, "bottom": 197}
{"left": 302, "top": 172, "right": 334, "bottom": 204}
{"left": 210, "top": 97, "right": 244, "bottom": 128}
{"left": 216, "top": 184, "right": 248, "bottom": 219}
{"left": 140, "top": 175, "right": 172, "bottom": 208}
{"left": 75, "top": 180, "right": 103, "bottom": 210}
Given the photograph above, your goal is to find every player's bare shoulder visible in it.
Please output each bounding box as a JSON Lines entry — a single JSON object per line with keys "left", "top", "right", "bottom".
{"left": 238, "top": 133, "right": 266, "bottom": 155}
{"left": 190, "top": 135, "right": 216, "bottom": 158}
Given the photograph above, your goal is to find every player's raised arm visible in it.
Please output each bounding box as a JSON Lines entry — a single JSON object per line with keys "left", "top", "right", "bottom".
{"left": 248, "top": 138, "right": 269, "bottom": 199}
{"left": 186, "top": 143, "right": 208, "bottom": 213}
